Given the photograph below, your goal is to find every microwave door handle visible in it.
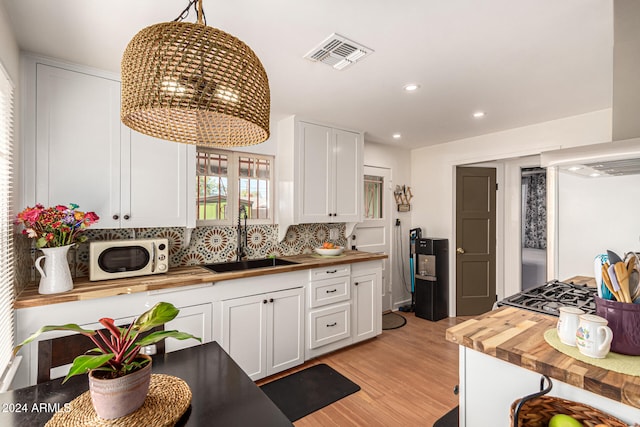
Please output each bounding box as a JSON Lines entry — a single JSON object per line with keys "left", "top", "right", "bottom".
{"left": 151, "top": 243, "right": 156, "bottom": 272}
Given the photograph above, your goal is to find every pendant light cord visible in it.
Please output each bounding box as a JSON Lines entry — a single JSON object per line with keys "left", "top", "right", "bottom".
{"left": 173, "top": 0, "right": 207, "bottom": 25}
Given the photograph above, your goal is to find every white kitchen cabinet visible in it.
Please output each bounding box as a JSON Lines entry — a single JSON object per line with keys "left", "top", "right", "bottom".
{"left": 459, "top": 348, "right": 640, "bottom": 426}
{"left": 14, "top": 283, "right": 215, "bottom": 388}
{"left": 297, "top": 122, "right": 361, "bottom": 223}
{"left": 351, "top": 270, "right": 381, "bottom": 343}
{"left": 23, "top": 56, "right": 195, "bottom": 228}
{"left": 221, "top": 287, "right": 304, "bottom": 381}
{"left": 164, "top": 303, "right": 212, "bottom": 353}
{"left": 305, "top": 265, "right": 353, "bottom": 358}
{"left": 276, "top": 116, "right": 363, "bottom": 240}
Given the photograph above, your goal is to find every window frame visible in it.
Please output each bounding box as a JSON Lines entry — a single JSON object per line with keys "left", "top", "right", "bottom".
{"left": 0, "top": 62, "right": 15, "bottom": 392}
{"left": 196, "top": 147, "right": 274, "bottom": 226}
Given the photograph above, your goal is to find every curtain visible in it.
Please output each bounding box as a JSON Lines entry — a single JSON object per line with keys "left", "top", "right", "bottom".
{"left": 523, "top": 172, "right": 546, "bottom": 249}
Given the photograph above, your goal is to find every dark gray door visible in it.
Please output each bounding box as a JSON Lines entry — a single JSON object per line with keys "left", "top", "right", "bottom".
{"left": 455, "top": 167, "right": 497, "bottom": 315}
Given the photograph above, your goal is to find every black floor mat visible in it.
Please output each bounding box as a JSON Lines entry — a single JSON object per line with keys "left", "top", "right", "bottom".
{"left": 260, "top": 364, "right": 360, "bottom": 422}
{"left": 433, "top": 405, "right": 458, "bottom": 427}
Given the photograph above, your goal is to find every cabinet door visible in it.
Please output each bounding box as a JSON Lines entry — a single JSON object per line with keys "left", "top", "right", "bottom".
{"left": 125, "top": 131, "right": 192, "bottom": 227}
{"left": 352, "top": 272, "right": 379, "bottom": 343}
{"left": 298, "top": 122, "right": 333, "bottom": 222}
{"left": 164, "top": 303, "right": 212, "bottom": 353}
{"left": 221, "top": 294, "right": 267, "bottom": 380}
{"left": 333, "top": 129, "right": 362, "bottom": 222}
{"left": 35, "top": 63, "right": 122, "bottom": 228}
{"left": 267, "top": 287, "right": 304, "bottom": 375}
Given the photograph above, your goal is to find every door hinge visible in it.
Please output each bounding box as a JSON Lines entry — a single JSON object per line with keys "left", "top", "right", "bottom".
{"left": 495, "top": 183, "right": 499, "bottom": 191}
{"left": 495, "top": 294, "right": 498, "bottom": 301}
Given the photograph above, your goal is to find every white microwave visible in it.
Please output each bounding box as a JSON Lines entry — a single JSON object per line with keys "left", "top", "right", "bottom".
{"left": 89, "top": 238, "right": 169, "bottom": 281}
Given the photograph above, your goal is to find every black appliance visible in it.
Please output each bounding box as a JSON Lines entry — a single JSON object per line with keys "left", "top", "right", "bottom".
{"left": 496, "top": 280, "right": 596, "bottom": 316}
{"left": 414, "top": 238, "right": 449, "bottom": 321}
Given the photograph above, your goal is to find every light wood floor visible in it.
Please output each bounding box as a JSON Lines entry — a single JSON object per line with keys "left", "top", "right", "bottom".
{"left": 257, "top": 313, "right": 469, "bottom": 426}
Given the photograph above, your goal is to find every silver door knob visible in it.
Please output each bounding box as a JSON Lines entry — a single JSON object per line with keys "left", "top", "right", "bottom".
{"left": 456, "top": 247, "right": 465, "bottom": 254}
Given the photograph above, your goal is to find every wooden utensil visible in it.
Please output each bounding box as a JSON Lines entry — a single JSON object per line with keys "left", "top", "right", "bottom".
{"left": 627, "top": 253, "right": 640, "bottom": 302}
{"left": 601, "top": 264, "right": 622, "bottom": 302}
{"left": 613, "top": 261, "right": 632, "bottom": 303}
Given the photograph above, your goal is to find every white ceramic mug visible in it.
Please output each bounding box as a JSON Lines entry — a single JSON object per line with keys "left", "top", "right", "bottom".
{"left": 575, "top": 314, "right": 613, "bottom": 358}
{"left": 557, "top": 306, "right": 584, "bottom": 346}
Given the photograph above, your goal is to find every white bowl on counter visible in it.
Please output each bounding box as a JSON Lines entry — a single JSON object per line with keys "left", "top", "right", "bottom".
{"left": 314, "top": 246, "right": 344, "bottom": 256}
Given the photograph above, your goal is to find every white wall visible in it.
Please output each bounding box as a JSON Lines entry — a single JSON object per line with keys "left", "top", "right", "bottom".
{"left": 410, "top": 109, "right": 613, "bottom": 316}
{"left": 558, "top": 172, "right": 640, "bottom": 279}
{"left": 363, "top": 141, "right": 413, "bottom": 309}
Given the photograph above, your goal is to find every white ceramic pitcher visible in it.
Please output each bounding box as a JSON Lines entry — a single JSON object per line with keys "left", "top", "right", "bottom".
{"left": 35, "top": 244, "right": 74, "bottom": 294}
{"left": 557, "top": 306, "right": 584, "bottom": 346}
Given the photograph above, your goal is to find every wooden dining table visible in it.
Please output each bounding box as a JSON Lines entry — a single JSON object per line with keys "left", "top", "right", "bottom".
{"left": 0, "top": 341, "right": 293, "bottom": 426}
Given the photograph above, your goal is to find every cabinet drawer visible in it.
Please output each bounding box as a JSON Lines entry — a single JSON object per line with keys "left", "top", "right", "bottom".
{"left": 309, "top": 303, "right": 351, "bottom": 349}
{"left": 309, "top": 264, "right": 350, "bottom": 281}
{"left": 309, "top": 277, "right": 350, "bottom": 308}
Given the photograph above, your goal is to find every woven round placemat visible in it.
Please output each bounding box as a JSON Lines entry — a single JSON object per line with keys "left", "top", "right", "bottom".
{"left": 544, "top": 328, "right": 640, "bottom": 376}
{"left": 46, "top": 374, "right": 191, "bottom": 427}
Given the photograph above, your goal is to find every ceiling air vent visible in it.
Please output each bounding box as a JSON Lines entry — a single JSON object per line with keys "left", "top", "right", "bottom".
{"left": 303, "top": 33, "right": 373, "bottom": 70}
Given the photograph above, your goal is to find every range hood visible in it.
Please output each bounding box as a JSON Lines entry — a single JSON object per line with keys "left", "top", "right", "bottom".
{"left": 540, "top": 137, "right": 640, "bottom": 177}
{"left": 541, "top": 0, "right": 640, "bottom": 177}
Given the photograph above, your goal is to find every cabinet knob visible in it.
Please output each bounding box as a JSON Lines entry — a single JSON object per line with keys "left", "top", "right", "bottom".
{"left": 456, "top": 247, "right": 465, "bottom": 254}
{"left": 263, "top": 299, "right": 268, "bottom": 304}
{"left": 269, "top": 298, "right": 274, "bottom": 303}
{"left": 124, "top": 214, "right": 130, "bottom": 220}
{"left": 112, "top": 214, "right": 119, "bottom": 220}
{"left": 354, "top": 282, "right": 359, "bottom": 286}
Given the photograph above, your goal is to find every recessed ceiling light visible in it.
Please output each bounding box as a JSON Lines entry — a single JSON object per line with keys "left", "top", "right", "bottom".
{"left": 403, "top": 83, "right": 420, "bottom": 92}
{"left": 473, "top": 111, "right": 486, "bottom": 118}
{"left": 589, "top": 172, "right": 601, "bottom": 177}
{"left": 568, "top": 166, "right": 583, "bottom": 172}
{"left": 392, "top": 133, "right": 401, "bottom": 139}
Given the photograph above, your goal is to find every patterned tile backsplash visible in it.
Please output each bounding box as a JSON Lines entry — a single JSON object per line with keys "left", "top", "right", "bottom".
{"left": 15, "top": 223, "right": 347, "bottom": 293}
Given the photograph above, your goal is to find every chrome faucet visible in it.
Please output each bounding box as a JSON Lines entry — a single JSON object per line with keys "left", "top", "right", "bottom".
{"left": 237, "top": 206, "right": 248, "bottom": 261}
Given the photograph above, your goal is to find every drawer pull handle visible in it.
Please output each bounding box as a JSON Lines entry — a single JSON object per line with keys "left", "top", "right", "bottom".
{"left": 326, "top": 322, "right": 337, "bottom": 327}
{"left": 327, "top": 269, "right": 337, "bottom": 274}
{"left": 326, "top": 289, "right": 337, "bottom": 293}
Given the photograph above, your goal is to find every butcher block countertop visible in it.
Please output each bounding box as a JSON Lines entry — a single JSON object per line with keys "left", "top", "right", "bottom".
{"left": 446, "top": 306, "right": 640, "bottom": 409}
{"left": 15, "top": 250, "right": 386, "bottom": 309}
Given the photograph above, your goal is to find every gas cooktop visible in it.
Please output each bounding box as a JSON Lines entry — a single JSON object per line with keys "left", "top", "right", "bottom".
{"left": 496, "top": 280, "right": 597, "bottom": 317}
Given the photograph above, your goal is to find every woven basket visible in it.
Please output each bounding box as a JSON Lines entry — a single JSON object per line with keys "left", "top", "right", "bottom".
{"left": 510, "top": 395, "right": 627, "bottom": 427}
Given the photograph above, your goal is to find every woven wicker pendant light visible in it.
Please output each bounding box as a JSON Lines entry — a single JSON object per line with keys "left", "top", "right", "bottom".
{"left": 121, "top": 0, "right": 270, "bottom": 147}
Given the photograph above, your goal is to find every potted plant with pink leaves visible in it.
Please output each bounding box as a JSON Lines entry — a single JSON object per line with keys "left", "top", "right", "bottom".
{"left": 13, "top": 302, "right": 200, "bottom": 419}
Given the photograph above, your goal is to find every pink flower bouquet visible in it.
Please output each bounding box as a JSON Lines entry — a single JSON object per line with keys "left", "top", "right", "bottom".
{"left": 15, "top": 203, "right": 99, "bottom": 248}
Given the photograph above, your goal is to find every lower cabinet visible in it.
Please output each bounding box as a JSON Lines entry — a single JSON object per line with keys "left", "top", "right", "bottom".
{"left": 221, "top": 287, "right": 304, "bottom": 381}
{"left": 164, "top": 303, "right": 213, "bottom": 353}
{"left": 352, "top": 271, "right": 380, "bottom": 343}
{"left": 14, "top": 284, "right": 215, "bottom": 388}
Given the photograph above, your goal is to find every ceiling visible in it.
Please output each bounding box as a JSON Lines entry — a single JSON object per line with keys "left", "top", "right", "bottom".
{"left": 2, "top": 0, "right": 614, "bottom": 149}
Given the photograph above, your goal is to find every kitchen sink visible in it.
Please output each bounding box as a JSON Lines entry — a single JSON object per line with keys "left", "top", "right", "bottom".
{"left": 201, "top": 258, "right": 299, "bottom": 273}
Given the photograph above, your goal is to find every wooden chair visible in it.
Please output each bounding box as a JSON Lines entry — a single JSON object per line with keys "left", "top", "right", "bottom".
{"left": 37, "top": 326, "right": 165, "bottom": 383}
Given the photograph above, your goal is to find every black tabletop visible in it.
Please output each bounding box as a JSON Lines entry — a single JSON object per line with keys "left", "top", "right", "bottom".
{"left": 0, "top": 341, "right": 293, "bottom": 427}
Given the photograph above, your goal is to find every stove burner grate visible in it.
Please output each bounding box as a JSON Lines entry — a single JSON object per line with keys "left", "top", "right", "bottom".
{"left": 496, "top": 280, "right": 597, "bottom": 316}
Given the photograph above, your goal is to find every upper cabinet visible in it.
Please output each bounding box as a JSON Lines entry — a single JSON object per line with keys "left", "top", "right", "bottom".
{"left": 276, "top": 116, "right": 363, "bottom": 240}
{"left": 21, "top": 56, "right": 195, "bottom": 228}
